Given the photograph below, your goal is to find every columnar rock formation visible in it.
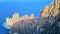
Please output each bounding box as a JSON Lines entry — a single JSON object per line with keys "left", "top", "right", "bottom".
{"left": 41, "top": 0, "right": 60, "bottom": 18}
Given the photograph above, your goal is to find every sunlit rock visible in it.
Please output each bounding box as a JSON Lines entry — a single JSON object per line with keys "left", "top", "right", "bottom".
{"left": 29, "top": 14, "right": 34, "bottom": 19}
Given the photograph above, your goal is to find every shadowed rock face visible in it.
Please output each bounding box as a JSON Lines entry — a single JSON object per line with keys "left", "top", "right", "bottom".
{"left": 9, "top": 18, "right": 40, "bottom": 34}
{"left": 40, "top": 14, "right": 60, "bottom": 34}
{"left": 9, "top": 13, "right": 60, "bottom": 34}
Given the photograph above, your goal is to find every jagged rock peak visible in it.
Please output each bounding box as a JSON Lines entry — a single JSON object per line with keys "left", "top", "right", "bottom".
{"left": 41, "top": 0, "right": 60, "bottom": 18}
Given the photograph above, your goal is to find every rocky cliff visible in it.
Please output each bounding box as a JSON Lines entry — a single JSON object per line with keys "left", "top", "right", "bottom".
{"left": 6, "top": 0, "right": 60, "bottom": 34}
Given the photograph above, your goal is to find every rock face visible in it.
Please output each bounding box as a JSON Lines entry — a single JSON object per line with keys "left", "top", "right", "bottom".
{"left": 6, "top": 0, "right": 60, "bottom": 34}
{"left": 8, "top": 16, "right": 40, "bottom": 34}
{"left": 6, "top": 13, "right": 34, "bottom": 27}
{"left": 41, "top": 0, "right": 60, "bottom": 17}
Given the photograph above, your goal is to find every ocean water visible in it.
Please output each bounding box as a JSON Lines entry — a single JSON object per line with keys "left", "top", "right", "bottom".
{"left": 0, "top": 0, "right": 53, "bottom": 34}
{"left": 0, "top": 26, "right": 9, "bottom": 34}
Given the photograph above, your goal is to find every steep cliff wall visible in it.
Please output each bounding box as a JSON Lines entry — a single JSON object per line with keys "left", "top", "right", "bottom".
{"left": 6, "top": 0, "right": 60, "bottom": 34}
{"left": 41, "top": 0, "right": 60, "bottom": 18}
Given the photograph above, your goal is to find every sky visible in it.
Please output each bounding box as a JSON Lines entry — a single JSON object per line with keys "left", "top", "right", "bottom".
{"left": 0, "top": 0, "right": 53, "bottom": 25}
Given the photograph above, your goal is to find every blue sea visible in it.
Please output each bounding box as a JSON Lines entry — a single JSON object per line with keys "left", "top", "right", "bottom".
{"left": 0, "top": 0, "right": 53, "bottom": 34}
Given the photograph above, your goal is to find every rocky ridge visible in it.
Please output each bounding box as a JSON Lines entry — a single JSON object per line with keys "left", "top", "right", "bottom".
{"left": 6, "top": 0, "right": 60, "bottom": 34}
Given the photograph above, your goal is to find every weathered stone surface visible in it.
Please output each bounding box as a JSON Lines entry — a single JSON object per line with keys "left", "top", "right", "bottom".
{"left": 41, "top": 0, "right": 60, "bottom": 18}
